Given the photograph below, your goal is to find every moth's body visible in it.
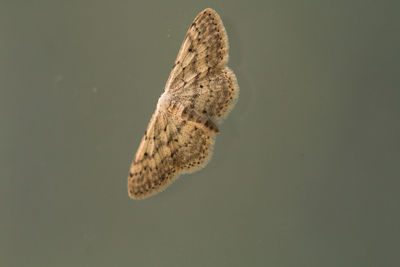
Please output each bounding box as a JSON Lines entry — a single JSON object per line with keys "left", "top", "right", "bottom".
{"left": 128, "top": 8, "right": 239, "bottom": 199}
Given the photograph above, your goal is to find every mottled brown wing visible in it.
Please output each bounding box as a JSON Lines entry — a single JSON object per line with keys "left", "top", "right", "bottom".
{"left": 165, "top": 8, "right": 229, "bottom": 92}
{"left": 173, "top": 67, "right": 239, "bottom": 121}
{"left": 166, "top": 8, "right": 239, "bottom": 121}
{"left": 128, "top": 110, "right": 215, "bottom": 199}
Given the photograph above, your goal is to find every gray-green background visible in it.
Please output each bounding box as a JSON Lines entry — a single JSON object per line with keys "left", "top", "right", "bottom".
{"left": 1, "top": 1, "right": 399, "bottom": 266}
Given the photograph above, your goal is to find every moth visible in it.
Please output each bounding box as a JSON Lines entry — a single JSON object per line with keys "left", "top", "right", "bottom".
{"left": 128, "top": 8, "right": 239, "bottom": 199}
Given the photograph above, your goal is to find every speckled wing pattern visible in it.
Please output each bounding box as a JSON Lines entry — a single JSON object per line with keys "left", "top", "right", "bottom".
{"left": 128, "top": 8, "right": 239, "bottom": 199}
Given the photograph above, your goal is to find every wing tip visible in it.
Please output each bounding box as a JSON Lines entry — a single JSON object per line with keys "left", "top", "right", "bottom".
{"left": 201, "top": 8, "right": 230, "bottom": 67}
{"left": 127, "top": 171, "right": 182, "bottom": 200}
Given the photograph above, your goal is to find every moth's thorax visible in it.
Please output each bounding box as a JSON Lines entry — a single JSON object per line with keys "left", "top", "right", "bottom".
{"left": 157, "top": 92, "right": 181, "bottom": 113}
{"left": 157, "top": 92, "right": 171, "bottom": 109}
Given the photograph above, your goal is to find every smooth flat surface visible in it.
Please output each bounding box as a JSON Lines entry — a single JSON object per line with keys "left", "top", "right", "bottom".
{"left": 1, "top": 1, "right": 399, "bottom": 266}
